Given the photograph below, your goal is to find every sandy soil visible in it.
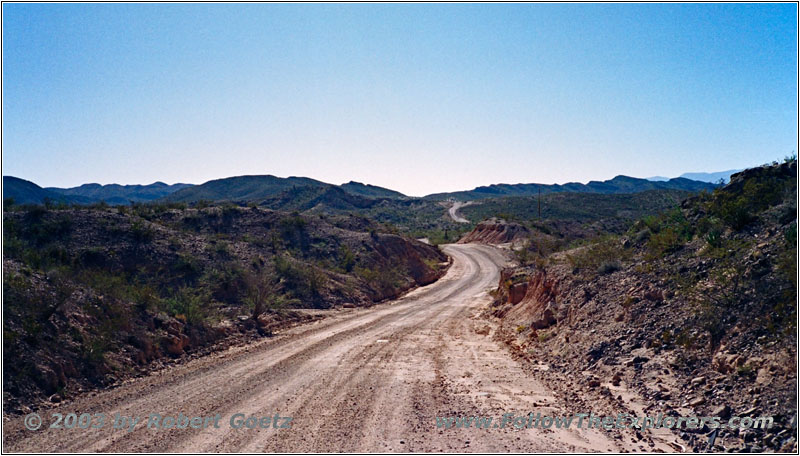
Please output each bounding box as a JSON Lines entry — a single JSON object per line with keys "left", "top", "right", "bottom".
{"left": 4, "top": 244, "right": 643, "bottom": 452}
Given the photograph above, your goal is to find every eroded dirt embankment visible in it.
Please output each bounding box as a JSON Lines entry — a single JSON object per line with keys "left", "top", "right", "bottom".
{"left": 457, "top": 218, "right": 529, "bottom": 245}
{"left": 487, "top": 251, "right": 796, "bottom": 453}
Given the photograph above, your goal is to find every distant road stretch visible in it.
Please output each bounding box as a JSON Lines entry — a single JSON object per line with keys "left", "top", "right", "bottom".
{"left": 448, "top": 201, "right": 473, "bottom": 223}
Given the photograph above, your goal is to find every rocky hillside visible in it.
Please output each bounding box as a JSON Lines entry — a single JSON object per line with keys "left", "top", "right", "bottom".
{"left": 485, "top": 159, "right": 797, "bottom": 452}
{"left": 3, "top": 204, "right": 447, "bottom": 412}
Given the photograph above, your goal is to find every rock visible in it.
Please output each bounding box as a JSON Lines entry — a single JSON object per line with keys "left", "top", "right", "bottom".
{"left": 741, "top": 407, "right": 758, "bottom": 416}
{"left": 532, "top": 303, "right": 557, "bottom": 329}
{"left": 689, "top": 397, "right": 706, "bottom": 407}
{"left": 691, "top": 376, "right": 706, "bottom": 386}
{"left": 755, "top": 368, "right": 772, "bottom": 385}
{"left": 508, "top": 282, "right": 528, "bottom": 304}
{"left": 611, "top": 373, "right": 622, "bottom": 386}
{"left": 643, "top": 289, "right": 664, "bottom": 303}
{"left": 163, "top": 334, "right": 187, "bottom": 356}
{"left": 712, "top": 405, "right": 731, "bottom": 419}
{"left": 712, "top": 352, "right": 742, "bottom": 374}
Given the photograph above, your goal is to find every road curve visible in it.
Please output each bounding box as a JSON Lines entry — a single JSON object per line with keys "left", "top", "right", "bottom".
{"left": 448, "top": 201, "right": 473, "bottom": 223}
{"left": 3, "top": 244, "right": 625, "bottom": 453}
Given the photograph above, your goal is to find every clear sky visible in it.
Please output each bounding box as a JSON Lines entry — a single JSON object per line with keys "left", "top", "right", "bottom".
{"left": 2, "top": 3, "right": 797, "bottom": 196}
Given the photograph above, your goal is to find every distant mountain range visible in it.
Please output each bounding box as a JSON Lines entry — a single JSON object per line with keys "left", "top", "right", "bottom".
{"left": 3, "top": 175, "right": 409, "bottom": 206}
{"left": 423, "top": 175, "right": 717, "bottom": 201}
{"left": 2, "top": 177, "right": 193, "bottom": 205}
{"left": 47, "top": 182, "right": 194, "bottom": 205}
{"left": 646, "top": 169, "right": 742, "bottom": 184}
{"left": 3, "top": 172, "right": 720, "bottom": 206}
{"left": 3, "top": 176, "right": 72, "bottom": 205}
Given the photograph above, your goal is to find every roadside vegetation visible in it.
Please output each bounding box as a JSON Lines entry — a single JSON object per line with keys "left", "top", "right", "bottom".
{"left": 2, "top": 203, "right": 446, "bottom": 411}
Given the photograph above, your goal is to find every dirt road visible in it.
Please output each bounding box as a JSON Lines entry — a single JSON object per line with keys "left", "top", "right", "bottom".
{"left": 4, "top": 244, "right": 633, "bottom": 452}
{"left": 448, "top": 201, "right": 473, "bottom": 223}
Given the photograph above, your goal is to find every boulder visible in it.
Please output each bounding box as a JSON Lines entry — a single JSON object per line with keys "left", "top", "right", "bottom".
{"left": 532, "top": 302, "right": 557, "bottom": 329}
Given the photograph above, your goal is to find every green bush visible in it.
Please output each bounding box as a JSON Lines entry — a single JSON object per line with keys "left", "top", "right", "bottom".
{"left": 356, "top": 264, "right": 405, "bottom": 297}
{"left": 643, "top": 209, "right": 693, "bottom": 259}
{"left": 165, "top": 287, "right": 210, "bottom": 325}
{"left": 567, "top": 236, "right": 630, "bottom": 274}
{"left": 273, "top": 255, "right": 327, "bottom": 305}
{"left": 278, "top": 215, "right": 308, "bottom": 249}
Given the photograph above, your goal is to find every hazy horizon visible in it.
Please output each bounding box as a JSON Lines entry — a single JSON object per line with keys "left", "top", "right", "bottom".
{"left": 3, "top": 4, "right": 797, "bottom": 196}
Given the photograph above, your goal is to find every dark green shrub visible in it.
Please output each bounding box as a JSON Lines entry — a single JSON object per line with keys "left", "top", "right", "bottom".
{"left": 166, "top": 287, "right": 210, "bottom": 325}
{"left": 131, "top": 220, "right": 155, "bottom": 243}
{"left": 273, "top": 255, "right": 326, "bottom": 305}
{"left": 597, "top": 260, "right": 621, "bottom": 275}
{"left": 338, "top": 245, "right": 356, "bottom": 272}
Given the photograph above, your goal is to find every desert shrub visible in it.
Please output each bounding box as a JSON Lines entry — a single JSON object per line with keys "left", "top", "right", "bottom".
{"left": 205, "top": 265, "right": 248, "bottom": 304}
{"left": 356, "top": 264, "right": 405, "bottom": 297}
{"left": 596, "top": 260, "right": 621, "bottom": 275}
{"left": 181, "top": 212, "right": 204, "bottom": 231}
{"left": 221, "top": 204, "right": 240, "bottom": 220}
{"left": 87, "top": 201, "right": 110, "bottom": 210}
{"left": 20, "top": 210, "right": 73, "bottom": 246}
{"left": 773, "top": 221, "right": 798, "bottom": 333}
{"left": 713, "top": 196, "right": 752, "bottom": 230}
{"left": 165, "top": 287, "right": 210, "bottom": 325}
{"left": 130, "top": 220, "right": 155, "bottom": 243}
{"left": 172, "top": 254, "right": 203, "bottom": 284}
{"left": 242, "top": 270, "right": 299, "bottom": 320}
{"left": 697, "top": 216, "right": 725, "bottom": 248}
{"left": 706, "top": 169, "right": 794, "bottom": 230}
{"left": 338, "top": 244, "right": 357, "bottom": 272}
{"left": 78, "top": 247, "right": 107, "bottom": 268}
{"left": 643, "top": 209, "right": 693, "bottom": 259}
{"left": 207, "top": 240, "right": 231, "bottom": 258}
{"left": 278, "top": 215, "right": 308, "bottom": 249}
{"left": 273, "top": 255, "right": 327, "bottom": 305}
{"left": 567, "top": 236, "right": 630, "bottom": 274}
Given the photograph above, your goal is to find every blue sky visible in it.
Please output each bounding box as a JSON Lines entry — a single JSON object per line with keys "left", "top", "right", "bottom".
{"left": 2, "top": 3, "right": 797, "bottom": 196}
